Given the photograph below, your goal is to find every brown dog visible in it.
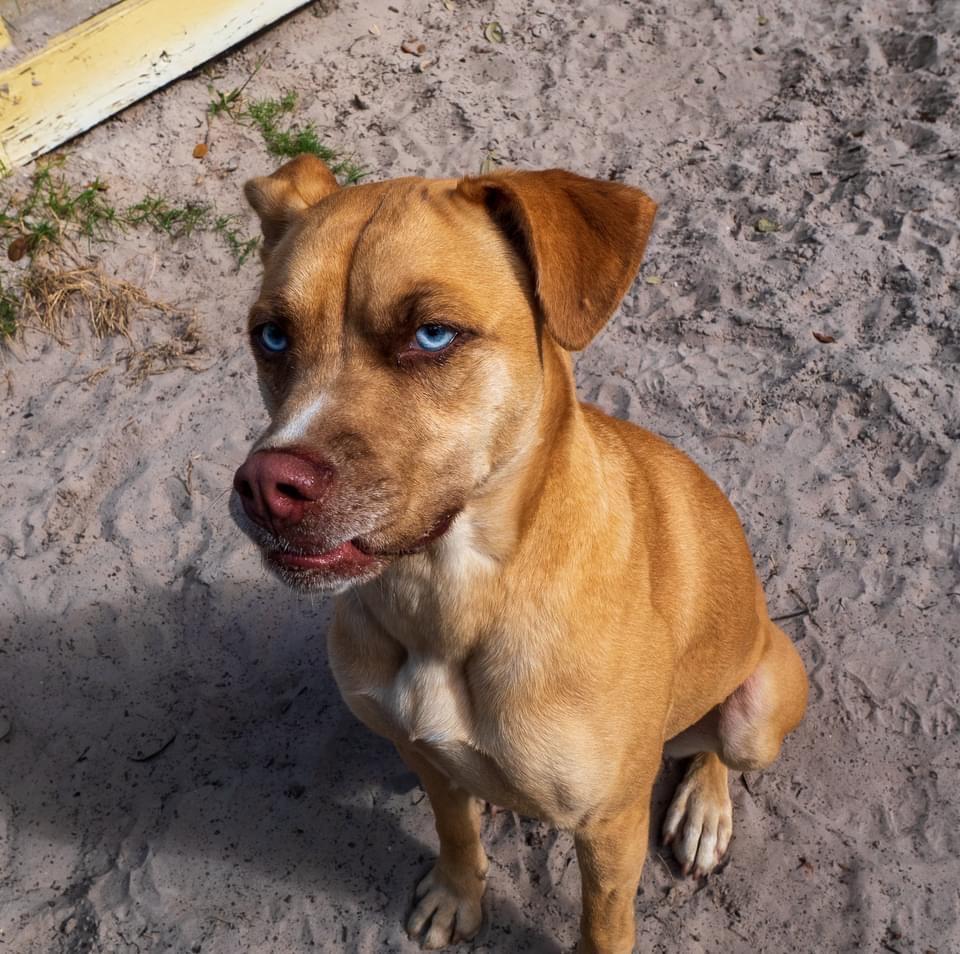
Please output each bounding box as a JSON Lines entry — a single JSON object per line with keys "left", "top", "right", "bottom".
{"left": 231, "top": 154, "right": 809, "bottom": 953}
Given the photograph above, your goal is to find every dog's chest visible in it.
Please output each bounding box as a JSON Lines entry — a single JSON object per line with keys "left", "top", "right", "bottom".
{"left": 333, "top": 555, "right": 605, "bottom": 825}
{"left": 338, "top": 633, "right": 601, "bottom": 826}
{"left": 371, "top": 653, "right": 474, "bottom": 746}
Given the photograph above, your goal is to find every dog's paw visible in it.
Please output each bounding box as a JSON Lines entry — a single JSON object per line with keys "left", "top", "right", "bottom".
{"left": 406, "top": 864, "right": 484, "bottom": 949}
{"left": 662, "top": 753, "right": 733, "bottom": 878}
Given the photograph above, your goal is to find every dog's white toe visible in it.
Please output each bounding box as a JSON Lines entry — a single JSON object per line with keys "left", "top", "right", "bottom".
{"left": 662, "top": 753, "right": 733, "bottom": 877}
{"left": 407, "top": 864, "right": 484, "bottom": 949}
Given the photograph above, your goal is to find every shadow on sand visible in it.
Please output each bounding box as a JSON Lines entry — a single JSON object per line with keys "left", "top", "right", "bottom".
{"left": 0, "top": 573, "right": 685, "bottom": 951}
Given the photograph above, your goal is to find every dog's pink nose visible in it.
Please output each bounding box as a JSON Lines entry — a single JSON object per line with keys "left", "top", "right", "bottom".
{"left": 233, "top": 450, "right": 334, "bottom": 532}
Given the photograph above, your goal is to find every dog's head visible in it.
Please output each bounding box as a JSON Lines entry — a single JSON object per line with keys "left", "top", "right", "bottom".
{"left": 232, "top": 155, "right": 656, "bottom": 591}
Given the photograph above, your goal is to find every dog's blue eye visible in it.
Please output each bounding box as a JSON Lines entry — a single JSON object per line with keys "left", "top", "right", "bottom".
{"left": 256, "top": 322, "right": 289, "bottom": 354}
{"left": 413, "top": 324, "right": 457, "bottom": 352}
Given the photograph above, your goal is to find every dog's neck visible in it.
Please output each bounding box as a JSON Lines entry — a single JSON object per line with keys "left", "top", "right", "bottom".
{"left": 353, "top": 337, "right": 621, "bottom": 643}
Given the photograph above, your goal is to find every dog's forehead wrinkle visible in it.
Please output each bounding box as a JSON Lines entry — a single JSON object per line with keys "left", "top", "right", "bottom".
{"left": 387, "top": 229, "right": 524, "bottom": 328}
{"left": 270, "top": 186, "right": 395, "bottom": 321}
{"left": 321, "top": 187, "right": 402, "bottom": 334}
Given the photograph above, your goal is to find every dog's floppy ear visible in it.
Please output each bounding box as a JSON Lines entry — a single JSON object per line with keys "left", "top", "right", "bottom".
{"left": 244, "top": 154, "right": 340, "bottom": 256}
{"left": 456, "top": 169, "right": 656, "bottom": 350}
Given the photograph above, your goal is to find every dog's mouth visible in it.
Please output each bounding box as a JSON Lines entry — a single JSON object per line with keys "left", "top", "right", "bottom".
{"left": 268, "top": 539, "right": 378, "bottom": 575}
{"left": 261, "top": 508, "right": 462, "bottom": 585}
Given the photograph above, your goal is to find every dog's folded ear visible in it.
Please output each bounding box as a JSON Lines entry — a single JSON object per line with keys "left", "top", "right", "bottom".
{"left": 456, "top": 170, "right": 656, "bottom": 350}
{"left": 244, "top": 154, "right": 340, "bottom": 257}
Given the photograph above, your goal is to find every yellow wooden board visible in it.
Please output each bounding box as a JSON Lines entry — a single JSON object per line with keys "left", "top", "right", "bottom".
{"left": 0, "top": 0, "right": 311, "bottom": 169}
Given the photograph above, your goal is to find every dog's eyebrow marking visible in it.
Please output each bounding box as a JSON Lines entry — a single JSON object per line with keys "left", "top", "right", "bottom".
{"left": 395, "top": 282, "right": 449, "bottom": 321}
{"left": 249, "top": 293, "right": 296, "bottom": 326}
{"left": 261, "top": 394, "right": 330, "bottom": 448}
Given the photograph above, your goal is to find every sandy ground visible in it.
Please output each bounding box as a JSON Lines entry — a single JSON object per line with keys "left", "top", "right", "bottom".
{"left": 1, "top": 0, "right": 958, "bottom": 951}
{"left": 0, "top": 1, "right": 113, "bottom": 60}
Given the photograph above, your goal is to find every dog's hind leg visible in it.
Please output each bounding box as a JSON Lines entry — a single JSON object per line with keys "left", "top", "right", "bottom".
{"left": 662, "top": 620, "right": 808, "bottom": 876}
{"left": 715, "top": 621, "right": 809, "bottom": 772}
{"left": 397, "top": 742, "right": 488, "bottom": 950}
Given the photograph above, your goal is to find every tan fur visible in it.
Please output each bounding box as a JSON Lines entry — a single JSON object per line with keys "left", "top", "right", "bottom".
{"left": 235, "top": 157, "right": 809, "bottom": 953}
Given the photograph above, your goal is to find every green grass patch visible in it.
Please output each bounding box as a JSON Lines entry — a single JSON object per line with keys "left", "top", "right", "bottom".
{"left": 208, "top": 85, "right": 244, "bottom": 119}
{"left": 206, "top": 57, "right": 264, "bottom": 119}
{"left": 213, "top": 215, "right": 260, "bottom": 267}
{"left": 0, "top": 162, "right": 261, "bottom": 293}
{"left": 125, "top": 196, "right": 212, "bottom": 238}
{"left": 0, "top": 161, "right": 120, "bottom": 254}
{"left": 246, "top": 92, "right": 367, "bottom": 184}
{"left": 123, "top": 197, "right": 259, "bottom": 268}
{"left": 206, "top": 85, "right": 366, "bottom": 184}
{"left": 246, "top": 93, "right": 366, "bottom": 183}
{"left": 245, "top": 91, "right": 299, "bottom": 134}
{"left": 0, "top": 159, "right": 260, "bottom": 353}
{"left": 123, "top": 199, "right": 260, "bottom": 266}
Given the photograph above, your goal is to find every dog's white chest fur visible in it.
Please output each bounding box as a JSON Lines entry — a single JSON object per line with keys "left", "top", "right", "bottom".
{"left": 373, "top": 654, "right": 473, "bottom": 746}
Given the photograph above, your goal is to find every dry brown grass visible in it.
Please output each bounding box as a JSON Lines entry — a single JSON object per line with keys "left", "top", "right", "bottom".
{"left": 18, "top": 260, "right": 177, "bottom": 342}
{"left": 119, "top": 317, "right": 207, "bottom": 383}
{"left": 8, "top": 247, "right": 208, "bottom": 382}
{"left": 0, "top": 163, "right": 214, "bottom": 384}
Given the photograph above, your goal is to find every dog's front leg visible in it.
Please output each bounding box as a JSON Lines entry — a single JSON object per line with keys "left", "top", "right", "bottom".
{"left": 397, "top": 742, "right": 488, "bottom": 949}
{"left": 574, "top": 796, "right": 651, "bottom": 954}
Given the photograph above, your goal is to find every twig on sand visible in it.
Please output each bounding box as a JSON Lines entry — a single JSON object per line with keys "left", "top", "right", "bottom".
{"left": 771, "top": 608, "right": 810, "bottom": 623}
{"left": 129, "top": 731, "right": 177, "bottom": 763}
{"left": 785, "top": 585, "right": 821, "bottom": 631}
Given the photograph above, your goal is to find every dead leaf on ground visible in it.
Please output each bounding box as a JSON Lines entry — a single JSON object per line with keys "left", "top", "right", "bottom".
{"left": 483, "top": 21, "right": 505, "bottom": 43}
{"left": 755, "top": 217, "right": 780, "bottom": 233}
{"left": 442, "top": 0, "right": 457, "bottom": 9}
{"left": 368, "top": 23, "right": 381, "bottom": 36}
{"left": 401, "top": 38, "right": 426, "bottom": 55}
{"left": 192, "top": 142, "right": 208, "bottom": 159}
{"left": 7, "top": 235, "right": 30, "bottom": 262}
{"left": 644, "top": 275, "right": 662, "bottom": 285}
{"left": 812, "top": 331, "right": 836, "bottom": 343}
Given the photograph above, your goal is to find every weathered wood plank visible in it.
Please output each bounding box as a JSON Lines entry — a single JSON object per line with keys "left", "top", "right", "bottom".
{"left": 0, "top": 0, "right": 311, "bottom": 168}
